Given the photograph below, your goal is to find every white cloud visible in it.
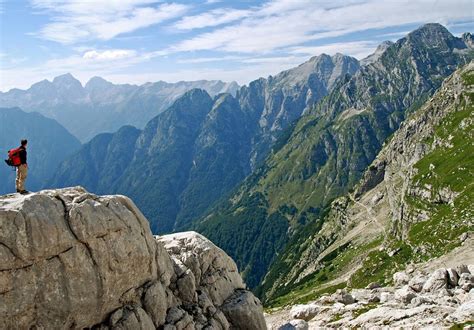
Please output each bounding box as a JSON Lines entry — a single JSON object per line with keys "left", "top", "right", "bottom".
{"left": 31, "top": 0, "right": 189, "bottom": 44}
{"left": 176, "top": 55, "right": 248, "bottom": 64}
{"left": 165, "top": 0, "right": 473, "bottom": 54}
{"left": 83, "top": 49, "right": 137, "bottom": 60}
{"left": 173, "top": 8, "right": 250, "bottom": 30}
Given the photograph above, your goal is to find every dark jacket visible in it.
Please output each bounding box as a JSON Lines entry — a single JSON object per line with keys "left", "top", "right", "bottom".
{"left": 18, "top": 146, "right": 27, "bottom": 165}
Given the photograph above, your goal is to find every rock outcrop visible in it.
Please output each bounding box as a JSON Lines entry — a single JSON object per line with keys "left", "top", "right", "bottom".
{"left": 266, "top": 265, "right": 474, "bottom": 328}
{"left": 0, "top": 187, "right": 266, "bottom": 329}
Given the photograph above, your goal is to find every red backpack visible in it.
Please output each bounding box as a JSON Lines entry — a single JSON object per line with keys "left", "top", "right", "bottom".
{"left": 5, "top": 147, "right": 21, "bottom": 167}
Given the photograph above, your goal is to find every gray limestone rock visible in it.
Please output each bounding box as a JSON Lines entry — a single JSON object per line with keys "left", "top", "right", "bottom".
{"left": 0, "top": 188, "right": 266, "bottom": 329}
{"left": 290, "top": 303, "right": 319, "bottom": 321}
{"left": 143, "top": 281, "right": 168, "bottom": 327}
{"left": 458, "top": 273, "right": 474, "bottom": 292}
{"left": 395, "top": 286, "right": 417, "bottom": 304}
{"left": 334, "top": 289, "right": 356, "bottom": 305}
{"left": 221, "top": 290, "right": 267, "bottom": 330}
{"left": 393, "top": 272, "right": 410, "bottom": 286}
{"left": 422, "top": 269, "right": 448, "bottom": 292}
{"left": 277, "top": 319, "right": 309, "bottom": 330}
{"left": 0, "top": 187, "right": 159, "bottom": 329}
{"left": 447, "top": 268, "right": 460, "bottom": 287}
{"left": 409, "top": 275, "right": 427, "bottom": 292}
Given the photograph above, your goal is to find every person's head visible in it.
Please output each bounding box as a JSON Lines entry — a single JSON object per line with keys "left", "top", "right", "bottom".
{"left": 21, "top": 139, "right": 28, "bottom": 147}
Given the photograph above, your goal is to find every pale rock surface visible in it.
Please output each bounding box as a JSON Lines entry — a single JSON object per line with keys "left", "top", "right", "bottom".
{"left": 157, "top": 231, "right": 245, "bottom": 307}
{"left": 422, "top": 268, "right": 448, "bottom": 292}
{"left": 0, "top": 187, "right": 266, "bottom": 329}
{"left": 333, "top": 289, "right": 355, "bottom": 305}
{"left": 289, "top": 303, "right": 319, "bottom": 321}
{"left": 277, "top": 319, "right": 308, "bottom": 330}
{"left": 408, "top": 274, "right": 427, "bottom": 292}
{"left": 394, "top": 286, "right": 417, "bottom": 304}
{"left": 266, "top": 266, "right": 474, "bottom": 328}
{"left": 393, "top": 271, "right": 410, "bottom": 286}
{"left": 458, "top": 273, "right": 474, "bottom": 292}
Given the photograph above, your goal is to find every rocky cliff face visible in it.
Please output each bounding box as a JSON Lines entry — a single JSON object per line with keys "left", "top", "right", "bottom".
{"left": 0, "top": 187, "right": 265, "bottom": 329}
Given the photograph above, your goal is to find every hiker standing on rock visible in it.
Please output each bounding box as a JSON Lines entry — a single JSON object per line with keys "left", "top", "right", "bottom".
{"left": 5, "top": 139, "right": 29, "bottom": 194}
{"left": 16, "top": 140, "right": 28, "bottom": 194}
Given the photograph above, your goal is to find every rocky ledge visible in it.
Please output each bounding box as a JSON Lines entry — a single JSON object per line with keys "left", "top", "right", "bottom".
{"left": 0, "top": 187, "right": 266, "bottom": 329}
{"left": 266, "top": 265, "right": 474, "bottom": 329}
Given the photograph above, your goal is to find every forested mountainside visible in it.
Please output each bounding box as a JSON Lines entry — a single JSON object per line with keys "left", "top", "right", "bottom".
{"left": 196, "top": 24, "right": 474, "bottom": 290}
{"left": 0, "top": 107, "right": 81, "bottom": 194}
{"left": 0, "top": 75, "right": 239, "bottom": 142}
{"left": 263, "top": 61, "right": 473, "bottom": 307}
{"left": 50, "top": 53, "right": 358, "bottom": 233}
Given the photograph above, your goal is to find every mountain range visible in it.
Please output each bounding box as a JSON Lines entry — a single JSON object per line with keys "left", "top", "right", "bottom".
{"left": 0, "top": 76, "right": 239, "bottom": 142}
{"left": 49, "top": 52, "right": 359, "bottom": 233}
{"left": 263, "top": 59, "right": 474, "bottom": 309}
{"left": 196, "top": 23, "right": 474, "bottom": 290}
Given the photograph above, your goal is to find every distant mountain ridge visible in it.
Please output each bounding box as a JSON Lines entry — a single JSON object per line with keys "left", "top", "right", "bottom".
{"left": 0, "top": 75, "right": 239, "bottom": 142}
{"left": 49, "top": 53, "right": 360, "bottom": 233}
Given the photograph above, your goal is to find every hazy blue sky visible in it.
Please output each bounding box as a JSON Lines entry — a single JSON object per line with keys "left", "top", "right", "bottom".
{"left": 0, "top": 0, "right": 472, "bottom": 91}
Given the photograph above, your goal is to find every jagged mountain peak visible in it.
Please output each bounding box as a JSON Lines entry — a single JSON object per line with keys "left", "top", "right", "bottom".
{"left": 29, "top": 78, "right": 53, "bottom": 90}
{"left": 361, "top": 40, "right": 394, "bottom": 66}
{"left": 410, "top": 22, "right": 452, "bottom": 36}
{"left": 52, "top": 73, "right": 83, "bottom": 87}
{"left": 84, "top": 76, "right": 114, "bottom": 90}
{"left": 180, "top": 88, "right": 212, "bottom": 102}
{"left": 272, "top": 53, "right": 359, "bottom": 91}
{"left": 404, "top": 22, "right": 466, "bottom": 49}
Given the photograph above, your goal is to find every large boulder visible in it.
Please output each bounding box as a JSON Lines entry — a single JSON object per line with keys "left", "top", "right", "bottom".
{"left": 393, "top": 271, "right": 410, "bottom": 286}
{"left": 395, "top": 286, "right": 417, "bottom": 304}
{"left": 277, "top": 319, "right": 309, "bottom": 330}
{"left": 290, "top": 303, "right": 319, "bottom": 321}
{"left": 408, "top": 275, "right": 427, "bottom": 292}
{"left": 0, "top": 187, "right": 266, "bottom": 329}
{"left": 333, "top": 289, "right": 355, "bottom": 305}
{"left": 422, "top": 268, "right": 448, "bottom": 293}
{"left": 0, "top": 187, "right": 159, "bottom": 328}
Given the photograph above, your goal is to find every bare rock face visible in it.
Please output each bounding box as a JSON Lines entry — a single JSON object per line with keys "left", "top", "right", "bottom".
{"left": 157, "top": 232, "right": 267, "bottom": 330}
{"left": 0, "top": 187, "right": 266, "bottom": 329}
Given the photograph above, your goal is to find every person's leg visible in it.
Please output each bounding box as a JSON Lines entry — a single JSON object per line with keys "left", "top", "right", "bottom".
{"left": 17, "top": 165, "right": 27, "bottom": 192}
{"left": 15, "top": 166, "right": 20, "bottom": 192}
{"left": 22, "top": 165, "right": 28, "bottom": 191}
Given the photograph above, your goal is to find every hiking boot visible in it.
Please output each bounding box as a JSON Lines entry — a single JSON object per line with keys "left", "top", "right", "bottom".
{"left": 20, "top": 190, "right": 29, "bottom": 195}
{"left": 16, "top": 189, "right": 20, "bottom": 193}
